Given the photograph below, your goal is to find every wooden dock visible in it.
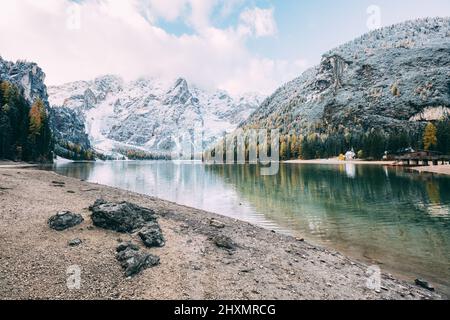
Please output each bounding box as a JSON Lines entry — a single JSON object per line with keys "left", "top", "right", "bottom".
{"left": 394, "top": 151, "right": 450, "bottom": 166}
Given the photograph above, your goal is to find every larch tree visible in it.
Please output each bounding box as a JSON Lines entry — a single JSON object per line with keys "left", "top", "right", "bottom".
{"left": 423, "top": 122, "right": 437, "bottom": 151}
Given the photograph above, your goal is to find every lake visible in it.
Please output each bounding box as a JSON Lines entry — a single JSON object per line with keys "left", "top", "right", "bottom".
{"left": 47, "top": 161, "right": 450, "bottom": 295}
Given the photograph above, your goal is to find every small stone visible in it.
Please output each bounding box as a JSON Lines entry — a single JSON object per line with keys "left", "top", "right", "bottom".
{"left": 296, "top": 238, "right": 305, "bottom": 242}
{"left": 209, "top": 219, "right": 225, "bottom": 229}
{"left": 415, "top": 279, "right": 435, "bottom": 291}
{"left": 138, "top": 223, "right": 165, "bottom": 248}
{"left": 212, "top": 235, "right": 236, "bottom": 250}
{"left": 116, "top": 247, "right": 160, "bottom": 277}
{"left": 68, "top": 239, "right": 82, "bottom": 247}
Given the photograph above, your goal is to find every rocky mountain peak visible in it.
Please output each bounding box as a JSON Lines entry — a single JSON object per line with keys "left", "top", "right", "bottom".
{"left": 165, "top": 78, "right": 192, "bottom": 105}
{"left": 0, "top": 56, "right": 49, "bottom": 107}
{"left": 48, "top": 75, "right": 264, "bottom": 157}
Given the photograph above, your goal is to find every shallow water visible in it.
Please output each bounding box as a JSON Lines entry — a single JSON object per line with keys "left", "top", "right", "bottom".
{"left": 48, "top": 161, "right": 450, "bottom": 295}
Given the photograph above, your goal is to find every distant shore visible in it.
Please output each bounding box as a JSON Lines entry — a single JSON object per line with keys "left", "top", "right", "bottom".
{"left": 0, "top": 167, "right": 442, "bottom": 300}
{"left": 0, "top": 161, "right": 39, "bottom": 169}
{"left": 410, "top": 165, "right": 450, "bottom": 176}
{"left": 284, "top": 159, "right": 396, "bottom": 165}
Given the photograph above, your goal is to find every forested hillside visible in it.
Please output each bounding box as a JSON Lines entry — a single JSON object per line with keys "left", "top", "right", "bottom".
{"left": 0, "top": 81, "right": 52, "bottom": 162}
{"left": 239, "top": 18, "right": 450, "bottom": 160}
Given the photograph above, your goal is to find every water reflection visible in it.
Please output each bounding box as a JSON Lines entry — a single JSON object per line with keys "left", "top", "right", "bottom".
{"left": 50, "top": 161, "right": 450, "bottom": 295}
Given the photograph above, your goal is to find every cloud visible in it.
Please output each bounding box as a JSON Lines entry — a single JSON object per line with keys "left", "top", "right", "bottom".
{"left": 238, "top": 7, "right": 277, "bottom": 38}
{"left": 0, "top": 0, "right": 306, "bottom": 95}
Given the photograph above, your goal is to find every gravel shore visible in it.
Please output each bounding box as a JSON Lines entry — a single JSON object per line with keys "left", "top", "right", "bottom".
{"left": 0, "top": 168, "right": 442, "bottom": 300}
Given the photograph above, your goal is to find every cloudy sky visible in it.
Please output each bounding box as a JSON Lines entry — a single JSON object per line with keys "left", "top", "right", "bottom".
{"left": 0, "top": 0, "right": 449, "bottom": 95}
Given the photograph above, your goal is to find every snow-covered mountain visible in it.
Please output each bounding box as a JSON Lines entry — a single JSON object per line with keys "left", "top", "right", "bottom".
{"left": 48, "top": 76, "right": 264, "bottom": 157}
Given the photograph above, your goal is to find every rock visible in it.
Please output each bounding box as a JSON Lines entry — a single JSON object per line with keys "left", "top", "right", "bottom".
{"left": 89, "top": 198, "right": 107, "bottom": 210}
{"left": 0, "top": 57, "right": 48, "bottom": 110}
{"left": 138, "top": 223, "right": 165, "bottom": 248}
{"left": 116, "top": 242, "right": 140, "bottom": 253}
{"left": 90, "top": 200, "right": 157, "bottom": 233}
{"left": 212, "top": 235, "right": 236, "bottom": 250}
{"left": 48, "top": 211, "right": 84, "bottom": 231}
{"left": 116, "top": 246, "right": 160, "bottom": 277}
{"left": 68, "top": 239, "right": 82, "bottom": 247}
{"left": 415, "top": 279, "right": 435, "bottom": 291}
{"left": 209, "top": 219, "right": 225, "bottom": 229}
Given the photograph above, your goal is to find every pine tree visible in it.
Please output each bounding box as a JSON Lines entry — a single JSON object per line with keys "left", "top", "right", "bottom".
{"left": 423, "top": 122, "right": 437, "bottom": 151}
{"left": 436, "top": 119, "right": 450, "bottom": 154}
{"left": 0, "top": 104, "right": 13, "bottom": 158}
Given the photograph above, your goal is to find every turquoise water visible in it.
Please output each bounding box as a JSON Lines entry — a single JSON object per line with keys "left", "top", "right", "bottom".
{"left": 49, "top": 161, "right": 450, "bottom": 295}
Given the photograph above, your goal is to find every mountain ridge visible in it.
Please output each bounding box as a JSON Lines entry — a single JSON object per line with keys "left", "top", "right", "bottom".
{"left": 48, "top": 75, "right": 264, "bottom": 158}
{"left": 242, "top": 17, "right": 450, "bottom": 137}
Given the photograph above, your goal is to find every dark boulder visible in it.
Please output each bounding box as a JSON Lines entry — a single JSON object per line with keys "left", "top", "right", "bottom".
{"left": 116, "top": 245, "right": 160, "bottom": 277}
{"left": 90, "top": 200, "right": 157, "bottom": 233}
{"left": 138, "top": 222, "right": 165, "bottom": 248}
{"left": 48, "top": 211, "right": 84, "bottom": 231}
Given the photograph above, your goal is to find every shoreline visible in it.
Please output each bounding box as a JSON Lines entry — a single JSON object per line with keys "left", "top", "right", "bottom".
{"left": 0, "top": 167, "right": 442, "bottom": 300}
{"left": 284, "top": 159, "right": 396, "bottom": 165}
{"left": 409, "top": 165, "right": 450, "bottom": 176}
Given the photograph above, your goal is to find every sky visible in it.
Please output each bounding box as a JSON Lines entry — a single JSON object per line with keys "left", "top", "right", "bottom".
{"left": 0, "top": 0, "right": 449, "bottom": 95}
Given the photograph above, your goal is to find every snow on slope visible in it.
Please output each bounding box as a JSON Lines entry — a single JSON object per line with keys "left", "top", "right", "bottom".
{"left": 48, "top": 75, "right": 264, "bottom": 156}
